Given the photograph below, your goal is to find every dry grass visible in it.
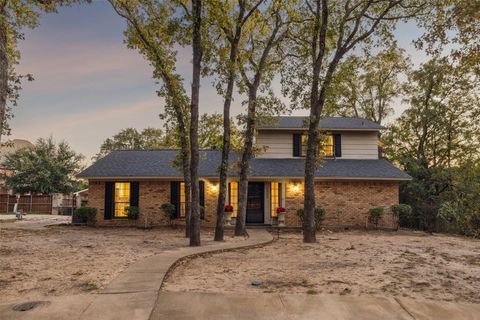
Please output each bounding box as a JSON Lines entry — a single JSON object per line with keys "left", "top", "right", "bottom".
{"left": 163, "top": 230, "right": 480, "bottom": 303}
{"left": 0, "top": 225, "right": 238, "bottom": 303}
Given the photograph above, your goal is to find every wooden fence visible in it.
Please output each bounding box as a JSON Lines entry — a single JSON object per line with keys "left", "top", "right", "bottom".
{"left": 0, "top": 194, "right": 53, "bottom": 214}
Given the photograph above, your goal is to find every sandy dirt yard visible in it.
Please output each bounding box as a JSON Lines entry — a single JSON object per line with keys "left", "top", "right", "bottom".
{"left": 164, "top": 230, "right": 480, "bottom": 303}
{"left": 0, "top": 224, "right": 241, "bottom": 303}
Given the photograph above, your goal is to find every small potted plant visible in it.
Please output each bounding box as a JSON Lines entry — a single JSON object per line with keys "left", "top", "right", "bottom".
{"left": 277, "top": 207, "right": 286, "bottom": 227}
{"left": 224, "top": 204, "right": 234, "bottom": 226}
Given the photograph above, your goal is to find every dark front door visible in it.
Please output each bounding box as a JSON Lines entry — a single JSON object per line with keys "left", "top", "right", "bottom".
{"left": 246, "top": 182, "right": 264, "bottom": 224}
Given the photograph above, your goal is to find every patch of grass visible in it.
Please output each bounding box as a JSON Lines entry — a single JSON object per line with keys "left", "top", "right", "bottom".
{"left": 80, "top": 281, "right": 98, "bottom": 291}
{"left": 401, "top": 249, "right": 418, "bottom": 256}
{"left": 340, "top": 288, "right": 351, "bottom": 295}
{"left": 439, "top": 252, "right": 451, "bottom": 262}
{"left": 463, "top": 255, "right": 480, "bottom": 266}
{"left": 306, "top": 288, "right": 318, "bottom": 295}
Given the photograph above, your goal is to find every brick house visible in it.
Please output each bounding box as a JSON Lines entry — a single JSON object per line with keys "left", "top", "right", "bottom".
{"left": 78, "top": 117, "right": 411, "bottom": 229}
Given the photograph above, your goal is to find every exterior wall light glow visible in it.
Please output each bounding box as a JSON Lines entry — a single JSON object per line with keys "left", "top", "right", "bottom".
{"left": 293, "top": 183, "right": 299, "bottom": 192}
{"left": 212, "top": 183, "right": 218, "bottom": 192}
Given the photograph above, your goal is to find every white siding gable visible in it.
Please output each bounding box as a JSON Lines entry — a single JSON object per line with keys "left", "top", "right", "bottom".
{"left": 256, "top": 131, "right": 293, "bottom": 158}
{"left": 256, "top": 130, "right": 379, "bottom": 159}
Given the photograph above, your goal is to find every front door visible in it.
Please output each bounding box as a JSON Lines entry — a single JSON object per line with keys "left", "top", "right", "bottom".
{"left": 246, "top": 182, "right": 264, "bottom": 224}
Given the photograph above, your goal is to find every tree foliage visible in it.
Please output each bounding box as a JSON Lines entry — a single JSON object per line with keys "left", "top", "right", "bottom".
{"left": 234, "top": 0, "right": 291, "bottom": 236}
{"left": 203, "top": 0, "right": 263, "bottom": 242}
{"left": 385, "top": 58, "right": 480, "bottom": 234}
{"left": 108, "top": 0, "right": 194, "bottom": 239}
{"left": 384, "top": 58, "right": 480, "bottom": 168}
{"left": 416, "top": 0, "right": 480, "bottom": 74}
{"left": 327, "top": 44, "right": 410, "bottom": 125}
{"left": 282, "top": 0, "right": 428, "bottom": 243}
{"left": 94, "top": 114, "right": 242, "bottom": 160}
{"left": 1, "top": 137, "right": 84, "bottom": 194}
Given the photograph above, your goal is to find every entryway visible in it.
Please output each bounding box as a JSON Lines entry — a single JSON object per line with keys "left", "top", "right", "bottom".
{"left": 246, "top": 182, "right": 264, "bottom": 224}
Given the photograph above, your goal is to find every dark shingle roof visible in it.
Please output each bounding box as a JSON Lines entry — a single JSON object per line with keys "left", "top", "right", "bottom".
{"left": 258, "top": 116, "right": 384, "bottom": 130}
{"left": 78, "top": 150, "right": 410, "bottom": 180}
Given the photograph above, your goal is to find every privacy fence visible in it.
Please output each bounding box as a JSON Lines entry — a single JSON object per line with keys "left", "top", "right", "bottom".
{"left": 0, "top": 194, "right": 53, "bottom": 214}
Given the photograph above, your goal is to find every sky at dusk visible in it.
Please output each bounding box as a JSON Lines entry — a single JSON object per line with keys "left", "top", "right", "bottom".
{"left": 12, "top": 1, "right": 429, "bottom": 161}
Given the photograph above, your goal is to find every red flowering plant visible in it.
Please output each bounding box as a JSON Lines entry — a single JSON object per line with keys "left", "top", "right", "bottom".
{"left": 276, "top": 207, "right": 286, "bottom": 214}
{"left": 224, "top": 205, "right": 234, "bottom": 212}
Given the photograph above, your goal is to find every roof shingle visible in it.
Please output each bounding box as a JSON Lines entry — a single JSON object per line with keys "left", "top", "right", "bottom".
{"left": 258, "top": 116, "right": 385, "bottom": 130}
{"left": 78, "top": 150, "right": 411, "bottom": 180}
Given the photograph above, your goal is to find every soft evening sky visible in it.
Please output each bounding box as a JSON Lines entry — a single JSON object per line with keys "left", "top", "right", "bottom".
{"left": 12, "top": 2, "right": 428, "bottom": 161}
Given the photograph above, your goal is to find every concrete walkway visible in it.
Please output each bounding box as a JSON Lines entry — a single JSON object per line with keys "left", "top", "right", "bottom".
{"left": 0, "top": 229, "right": 274, "bottom": 320}
{"left": 151, "top": 292, "right": 480, "bottom": 320}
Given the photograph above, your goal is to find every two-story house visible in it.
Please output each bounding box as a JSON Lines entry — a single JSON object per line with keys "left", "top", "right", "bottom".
{"left": 78, "top": 116, "right": 411, "bottom": 229}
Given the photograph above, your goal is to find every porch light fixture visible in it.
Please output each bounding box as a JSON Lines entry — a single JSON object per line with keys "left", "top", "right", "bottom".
{"left": 292, "top": 183, "right": 299, "bottom": 192}
{"left": 212, "top": 183, "right": 218, "bottom": 192}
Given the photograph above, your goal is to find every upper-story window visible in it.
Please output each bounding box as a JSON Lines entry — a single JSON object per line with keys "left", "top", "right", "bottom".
{"left": 294, "top": 133, "right": 340, "bottom": 158}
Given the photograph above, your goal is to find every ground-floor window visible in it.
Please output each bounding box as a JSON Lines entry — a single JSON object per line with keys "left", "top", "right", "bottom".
{"left": 271, "top": 182, "right": 283, "bottom": 217}
{"left": 180, "top": 182, "right": 186, "bottom": 217}
{"left": 229, "top": 181, "right": 238, "bottom": 217}
{"left": 114, "top": 182, "right": 130, "bottom": 218}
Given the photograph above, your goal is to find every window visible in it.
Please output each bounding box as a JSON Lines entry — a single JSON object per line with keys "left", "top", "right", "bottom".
{"left": 300, "top": 134, "right": 335, "bottom": 157}
{"left": 271, "top": 182, "right": 283, "bottom": 217}
{"left": 114, "top": 182, "right": 130, "bottom": 218}
{"left": 321, "top": 134, "right": 334, "bottom": 157}
{"left": 229, "top": 182, "right": 238, "bottom": 218}
{"left": 179, "top": 182, "right": 186, "bottom": 217}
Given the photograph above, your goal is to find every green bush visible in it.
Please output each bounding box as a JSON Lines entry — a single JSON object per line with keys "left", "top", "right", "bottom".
{"left": 468, "top": 213, "right": 480, "bottom": 238}
{"left": 73, "top": 206, "right": 97, "bottom": 225}
{"left": 161, "top": 203, "right": 176, "bottom": 223}
{"left": 391, "top": 204, "right": 413, "bottom": 227}
{"left": 296, "top": 207, "right": 326, "bottom": 230}
{"left": 126, "top": 206, "right": 139, "bottom": 220}
{"left": 391, "top": 204, "right": 412, "bottom": 217}
{"left": 368, "top": 207, "right": 384, "bottom": 228}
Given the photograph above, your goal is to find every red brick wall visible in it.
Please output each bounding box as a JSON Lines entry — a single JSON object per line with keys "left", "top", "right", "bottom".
{"left": 89, "top": 179, "right": 399, "bottom": 229}
{"left": 284, "top": 180, "right": 399, "bottom": 229}
{"left": 88, "top": 180, "right": 170, "bottom": 227}
{"left": 88, "top": 180, "right": 218, "bottom": 227}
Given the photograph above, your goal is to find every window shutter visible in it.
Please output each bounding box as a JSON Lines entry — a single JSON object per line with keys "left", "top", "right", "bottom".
{"left": 334, "top": 134, "right": 342, "bottom": 158}
{"left": 130, "top": 182, "right": 139, "bottom": 207}
{"left": 228, "top": 182, "right": 231, "bottom": 204}
{"left": 278, "top": 183, "right": 283, "bottom": 206}
{"left": 104, "top": 182, "right": 114, "bottom": 220}
{"left": 293, "top": 133, "right": 302, "bottom": 157}
{"left": 199, "top": 181, "right": 205, "bottom": 220}
{"left": 170, "top": 181, "right": 180, "bottom": 219}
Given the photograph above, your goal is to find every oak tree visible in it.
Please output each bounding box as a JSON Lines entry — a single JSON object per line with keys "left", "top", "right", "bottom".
{"left": 282, "top": 0, "right": 427, "bottom": 242}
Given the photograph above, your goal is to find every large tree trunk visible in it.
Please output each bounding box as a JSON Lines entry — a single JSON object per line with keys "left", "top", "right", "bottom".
{"left": 189, "top": 0, "right": 202, "bottom": 246}
{"left": 303, "top": 0, "right": 329, "bottom": 243}
{"left": 214, "top": 30, "right": 242, "bottom": 242}
{"left": 235, "top": 89, "right": 256, "bottom": 236}
{"left": 0, "top": 2, "right": 8, "bottom": 144}
{"left": 213, "top": 76, "right": 233, "bottom": 241}
{"left": 180, "top": 142, "right": 191, "bottom": 238}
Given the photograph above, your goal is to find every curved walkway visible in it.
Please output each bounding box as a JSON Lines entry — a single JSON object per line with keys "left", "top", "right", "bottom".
{"left": 0, "top": 229, "right": 273, "bottom": 320}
